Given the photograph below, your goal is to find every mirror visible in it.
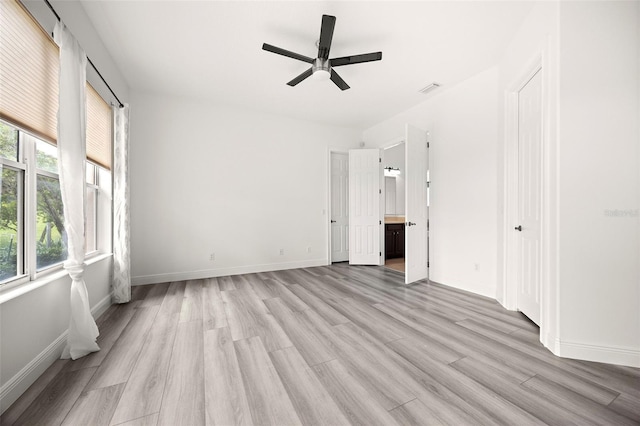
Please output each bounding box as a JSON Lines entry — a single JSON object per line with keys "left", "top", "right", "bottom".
{"left": 383, "top": 142, "right": 405, "bottom": 216}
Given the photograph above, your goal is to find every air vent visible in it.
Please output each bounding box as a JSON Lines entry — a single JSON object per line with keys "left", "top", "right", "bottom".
{"left": 418, "top": 82, "right": 441, "bottom": 94}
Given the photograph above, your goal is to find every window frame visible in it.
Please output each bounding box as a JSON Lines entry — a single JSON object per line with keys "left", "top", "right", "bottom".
{"left": 0, "top": 121, "right": 107, "bottom": 287}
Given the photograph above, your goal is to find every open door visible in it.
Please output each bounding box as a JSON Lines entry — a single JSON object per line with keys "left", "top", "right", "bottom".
{"left": 405, "top": 124, "right": 429, "bottom": 284}
{"left": 349, "top": 148, "right": 381, "bottom": 265}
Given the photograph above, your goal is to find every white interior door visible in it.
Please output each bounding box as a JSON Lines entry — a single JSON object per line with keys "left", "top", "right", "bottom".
{"left": 330, "top": 152, "right": 349, "bottom": 262}
{"left": 349, "top": 149, "right": 381, "bottom": 265}
{"left": 516, "top": 69, "right": 542, "bottom": 325}
{"left": 405, "top": 124, "right": 429, "bottom": 284}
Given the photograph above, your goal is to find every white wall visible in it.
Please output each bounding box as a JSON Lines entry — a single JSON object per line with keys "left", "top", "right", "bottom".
{"left": 363, "top": 66, "right": 500, "bottom": 298}
{"left": 129, "top": 92, "right": 360, "bottom": 284}
{"left": 556, "top": 1, "right": 640, "bottom": 365}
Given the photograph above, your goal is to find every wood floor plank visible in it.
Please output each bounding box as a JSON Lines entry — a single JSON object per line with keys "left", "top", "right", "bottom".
{"left": 234, "top": 336, "right": 302, "bottom": 426}
{"left": 389, "top": 334, "right": 546, "bottom": 425}
{"left": 115, "top": 413, "right": 159, "bottom": 426}
{"left": 608, "top": 392, "right": 640, "bottom": 422}
{"left": 451, "top": 356, "right": 593, "bottom": 425}
{"left": 87, "top": 305, "right": 160, "bottom": 390}
{"left": 261, "top": 278, "right": 310, "bottom": 312}
{"left": 389, "top": 398, "right": 449, "bottom": 426}
{"left": 386, "top": 335, "right": 463, "bottom": 365}
{"left": 331, "top": 323, "right": 417, "bottom": 410}
{"left": 67, "top": 301, "right": 139, "bottom": 372}
{"left": 222, "top": 288, "right": 269, "bottom": 341}
{"left": 456, "top": 318, "right": 622, "bottom": 405}
{"left": 222, "top": 287, "right": 291, "bottom": 352}
{"left": 328, "top": 297, "right": 409, "bottom": 343}
{"left": 270, "top": 346, "right": 350, "bottom": 426}
{"left": 0, "top": 359, "right": 69, "bottom": 426}
{"left": 522, "top": 375, "right": 637, "bottom": 426}
{"left": 312, "top": 359, "right": 400, "bottom": 426}
{"left": 337, "top": 322, "right": 498, "bottom": 425}
{"left": 14, "top": 367, "right": 97, "bottom": 426}
{"left": 202, "top": 285, "right": 227, "bottom": 331}
{"left": 375, "top": 303, "right": 539, "bottom": 382}
{"left": 288, "top": 284, "right": 350, "bottom": 325}
{"left": 158, "top": 320, "right": 205, "bottom": 426}
{"left": 203, "top": 327, "right": 253, "bottom": 426}
{"left": 202, "top": 277, "right": 222, "bottom": 298}
{"left": 62, "top": 383, "right": 125, "bottom": 426}
{"left": 158, "top": 281, "right": 187, "bottom": 317}
{"left": 265, "top": 297, "right": 336, "bottom": 366}
{"left": 110, "top": 312, "right": 180, "bottom": 425}
{"left": 180, "top": 279, "right": 204, "bottom": 322}
{"left": 217, "top": 276, "right": 236, "bottom": 291}
{"left": 140, "top": 282, "right": 170, "bottom": 307}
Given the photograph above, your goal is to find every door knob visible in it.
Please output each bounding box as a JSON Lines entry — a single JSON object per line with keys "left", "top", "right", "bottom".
{"left": 331, "top": 220, "right": 336, "bottom": 223}
{"left": 514, "top": 225, "right": 522, "bottom": 231}
{"left": 406, "top": 222, "right": 416, "bottom": 227}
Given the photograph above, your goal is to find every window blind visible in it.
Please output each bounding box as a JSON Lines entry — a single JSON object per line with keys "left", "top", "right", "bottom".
{"left": 0, "top": 0, "right": 112, "bottom": 169}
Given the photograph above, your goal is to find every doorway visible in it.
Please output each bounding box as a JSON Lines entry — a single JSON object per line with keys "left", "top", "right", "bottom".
{"left": 383, "top": 143, "right": 406, "bottom": 273}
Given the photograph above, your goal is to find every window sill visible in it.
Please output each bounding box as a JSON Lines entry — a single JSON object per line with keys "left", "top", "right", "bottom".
{"left": 0, "top": 253, "right": 113, "bottom": 305}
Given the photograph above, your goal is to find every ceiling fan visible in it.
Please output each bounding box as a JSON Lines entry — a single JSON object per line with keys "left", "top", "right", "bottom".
{"left": 262, "top": 14, "right": 382, "bottom": 91}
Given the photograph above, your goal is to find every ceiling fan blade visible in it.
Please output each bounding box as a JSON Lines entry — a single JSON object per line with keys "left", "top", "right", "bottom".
{"left": 287, "top": 68, "right": 314, "bottom": 86}
{"left": 317, "top": 15, "right": 336, "bottom": 60}
{"left": 262, "top": 43, "right": 314, "bottom": 64}
{"left": 330, "top": 69, "right": 350, "bottom": 90}
{"left": 330, "top": 52, "right": 383, "bottom": 67}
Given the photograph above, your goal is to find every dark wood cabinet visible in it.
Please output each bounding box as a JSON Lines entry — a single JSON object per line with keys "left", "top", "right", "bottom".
{"left": 385, "top": 223, "right": 405, "bottom": 259}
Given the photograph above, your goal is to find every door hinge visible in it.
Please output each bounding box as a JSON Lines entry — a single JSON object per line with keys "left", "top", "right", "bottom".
{"left": 379, "top": 220, "right": 382, "bottom": 225}
{"left": 427, "top": 261, "right": 430, "bottom": 267}
{"left": 379, "top": 189, "right": 382, "bottom": 194}
{"left": 380, "top": 252, "right": 382, "bottom": 257}
{"left": 379, "top": 158, "right": 382, "bottom": 163}
{"left": 427, "top": 142, "right": 430, "bottom": 148}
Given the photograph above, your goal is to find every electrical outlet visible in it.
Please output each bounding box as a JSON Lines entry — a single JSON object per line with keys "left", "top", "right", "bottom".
{"left": 210, "top": 253, "right": 215, "bottom": 261}
{"left": 279, "top": 249, "right": 285, "bottom": 256}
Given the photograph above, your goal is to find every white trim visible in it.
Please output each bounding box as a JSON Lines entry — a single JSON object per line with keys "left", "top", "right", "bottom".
{"left": 0, "top": 292, "right": 111, "bottom": 414}
{"left": 131, "top": 258, "right": 327, "bottom": 286}
{"left": 557, "top": 340, "right": 640, "bottom": 368}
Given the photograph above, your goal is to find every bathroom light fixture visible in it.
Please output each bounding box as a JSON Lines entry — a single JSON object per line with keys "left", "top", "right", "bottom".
{"left": 384, "top": 167, "right": 401, "bottom": 177}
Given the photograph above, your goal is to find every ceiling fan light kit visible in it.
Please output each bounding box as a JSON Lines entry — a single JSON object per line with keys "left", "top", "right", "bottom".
{"left": 262, "top": 14, "right": 382, "bottom": 90}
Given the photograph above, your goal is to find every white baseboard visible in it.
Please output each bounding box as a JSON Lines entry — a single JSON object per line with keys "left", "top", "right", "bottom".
{"left": 131, "top": 258, "right": 328, "bottom": 286}
{"left": 557, "top": 339, "right": 640, "bottom": 368}
{"left": 0, "top": 293, "right": 112, "bottom": 415}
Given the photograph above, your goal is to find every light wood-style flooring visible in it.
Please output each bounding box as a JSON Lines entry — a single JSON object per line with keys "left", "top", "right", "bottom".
{"left": 2, "top": 264, "right": 639, "bottom": 425}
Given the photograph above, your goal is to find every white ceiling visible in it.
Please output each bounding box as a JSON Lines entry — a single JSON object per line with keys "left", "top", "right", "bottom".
{"left": 79, "top": 1, "right": 535, "bottom": 130}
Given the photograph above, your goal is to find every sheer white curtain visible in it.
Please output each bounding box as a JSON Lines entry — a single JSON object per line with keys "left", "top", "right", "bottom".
{"left": 112, "top": 104, "right": 131, "bottom": 303}
{"left": 54, "top": 21, "right": 100, "bottom": 360}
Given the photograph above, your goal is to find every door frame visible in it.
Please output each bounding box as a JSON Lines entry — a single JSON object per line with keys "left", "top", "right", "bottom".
{"left": 503, "top": 51, "right": 556, "bottom": 351}
{"left": 327, "top": 148, "right": 349, "bottom": 264}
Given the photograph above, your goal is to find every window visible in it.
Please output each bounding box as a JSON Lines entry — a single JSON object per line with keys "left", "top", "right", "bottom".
{"left": 0, "top": 121, "right": 107, "bottom": 285}
{"left": 0, "top": 0, "right": 113, "bottom": 287}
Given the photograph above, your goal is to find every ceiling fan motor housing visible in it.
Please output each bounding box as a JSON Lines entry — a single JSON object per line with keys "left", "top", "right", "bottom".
{"left": 312, "top": 58, "right": 330, "bottom": 74}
